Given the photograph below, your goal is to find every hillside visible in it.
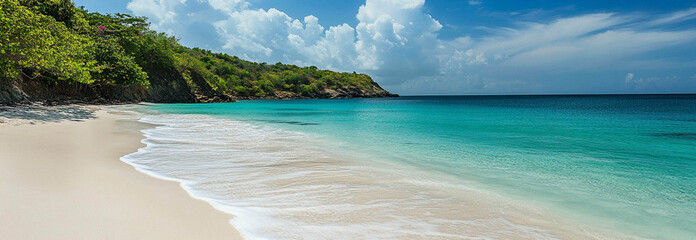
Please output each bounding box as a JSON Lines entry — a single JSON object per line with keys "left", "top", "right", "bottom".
{"left": 0, "top": 0, "right": 396, "bottom": 104}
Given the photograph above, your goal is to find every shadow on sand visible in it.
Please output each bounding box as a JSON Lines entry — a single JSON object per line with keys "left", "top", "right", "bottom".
{"left": 0, "top": 104, "right": 96, "bottom": 124}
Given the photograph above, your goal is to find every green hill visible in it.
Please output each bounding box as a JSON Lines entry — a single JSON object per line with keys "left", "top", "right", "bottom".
{"left": 0, "top": 0, "right": 396, "bottom": 104}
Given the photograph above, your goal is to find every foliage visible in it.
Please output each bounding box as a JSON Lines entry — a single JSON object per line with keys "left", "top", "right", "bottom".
{"left": 179, "top": 48, "right": 378, "bottom": 97}
{"left": 0, "top": 0, "right": 382, "bottom": 99}
{"left": 90, "top": 38, "right": 147, "bottom": 85}
{"left": 19, "top": 0, "right": 77, "bottom": 27}
{"left": 1, "top": 0, "right": 95, "bottom": 83}
{"left": 85, "top": 12, "right": 150, "bottom": 85}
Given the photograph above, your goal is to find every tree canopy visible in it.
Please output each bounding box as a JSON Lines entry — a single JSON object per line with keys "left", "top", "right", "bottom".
{"left": 0, "top": 0, "right": 385, "bottom": 99}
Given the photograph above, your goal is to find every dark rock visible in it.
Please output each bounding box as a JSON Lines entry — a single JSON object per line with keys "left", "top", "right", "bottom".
{"left": 1, "top": 69, "right": 397, "bottom": 105}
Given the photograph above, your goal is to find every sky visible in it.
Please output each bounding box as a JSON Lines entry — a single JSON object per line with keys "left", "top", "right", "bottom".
{"left": 73, "top": 0, "right": 696, "bottom": 95}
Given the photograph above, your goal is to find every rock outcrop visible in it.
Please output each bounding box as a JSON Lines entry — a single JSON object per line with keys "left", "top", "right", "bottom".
{"left": 0, "top": 73, "right": 396, "bottom": 104}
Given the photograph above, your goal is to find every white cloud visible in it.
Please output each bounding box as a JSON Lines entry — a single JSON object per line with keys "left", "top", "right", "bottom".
{"left": 444, "top": 49, "right": 486, "bottom": 75}
{"left": 211, "top": 0, "right": 444, "bottom": 81}
{"left": 207, "top": 0, "right": 248, "bottom": 14}
{"left": 210, "top": 7, "right": 358, "bottom": 68}
{"left": 648, "top": 8, "right": 696, "bottom": 26}
{"left": 214, "top": 8, "right": 294, "bottom": 59}
{"left": 127, "top": 0, "right": 184, "bottom": 28}
{"left": 436, "top": 14, "right": 696, "bottom": 94}
{"left": 468, "top": 0, "right": 482, "bottom": 6}
{"left": 354, "top": 0, "right": 442, "bottom": 75}
{"left": 623, "top": 75, "right": 685, "bottom": 91}
{"left": 127, "top": 0, "right": 696, "bottom": 94}
{"left": 473, "top": 14, "right": 624, "bottom": 58}
{"left": 489, "top": 29, "right": 696, "bottom": 73}
{"left": 625, "top": 73, "right": 635, "bottom": 84}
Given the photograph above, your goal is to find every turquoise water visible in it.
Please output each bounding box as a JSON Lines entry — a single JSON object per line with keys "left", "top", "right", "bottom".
{"left": 140, "top": 95, "right": 695, "bottom": 239}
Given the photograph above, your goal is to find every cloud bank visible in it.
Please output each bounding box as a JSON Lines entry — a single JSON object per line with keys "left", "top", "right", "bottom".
{"left": 126, "top": 0, "right": 696, "bottom": 94}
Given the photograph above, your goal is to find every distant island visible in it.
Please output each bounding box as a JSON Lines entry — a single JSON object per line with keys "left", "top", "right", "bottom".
{"left": 0, "top": 0, "right": 396, "bottom": 104}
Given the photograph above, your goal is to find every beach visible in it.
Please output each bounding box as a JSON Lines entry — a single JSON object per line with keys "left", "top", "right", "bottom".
{"left": 1, "top": 95, "right": 694, "bottom": 239}
{"left": 125, "top": 96, "right": 694, "bottom": 239}
{"left": 0, "top": 106, "right": 243, "bottom": 240}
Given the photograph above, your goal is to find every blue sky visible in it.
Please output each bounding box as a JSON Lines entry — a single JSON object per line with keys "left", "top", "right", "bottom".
{"left": 74, "top": 0, "right": 696, "bottom": 95}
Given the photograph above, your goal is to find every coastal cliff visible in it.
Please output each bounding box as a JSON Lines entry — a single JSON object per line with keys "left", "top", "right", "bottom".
{"left": 0, "top": 0, "right": 396, "bottom": 104}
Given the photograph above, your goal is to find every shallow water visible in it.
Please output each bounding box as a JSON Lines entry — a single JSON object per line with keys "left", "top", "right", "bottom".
{"left": 121, "top": 95, "right": 696, "bottom": 239}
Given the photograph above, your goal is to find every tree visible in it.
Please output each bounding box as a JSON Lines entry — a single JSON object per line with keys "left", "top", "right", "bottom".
{"left": 1, "top": 0, "right": 95, "bottom": 83}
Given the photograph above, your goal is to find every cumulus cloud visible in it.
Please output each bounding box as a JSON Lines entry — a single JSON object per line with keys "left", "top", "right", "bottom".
{"left": 468, "top": 0, "right": 482, "bottom": 6}
{"left": 353, "top": 0, "right": 443, "bottom": 81}
{"left": 127, "top": 0, "right": 696, "bottom": 94}
{"left": 214, "top": 0, "right": 443, "bottom": 83}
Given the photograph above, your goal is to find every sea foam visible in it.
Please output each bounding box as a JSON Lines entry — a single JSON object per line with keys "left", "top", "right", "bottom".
{"left": 120, "top": 112, "right": 598, "bottom": 239}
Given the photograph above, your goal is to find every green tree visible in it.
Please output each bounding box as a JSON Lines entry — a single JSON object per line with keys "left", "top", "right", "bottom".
{"left": 1, "top": 0, "right": 95, "bottom": 83}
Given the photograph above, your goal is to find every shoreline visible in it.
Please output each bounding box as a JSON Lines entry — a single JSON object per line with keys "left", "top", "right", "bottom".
{"left": 0, "top": 107, "right": 243, "bottom": 239}
{"left": 3, "top": 100, "right": 689, "bottom": 239}
{"left": 124, "top": 108, "right": 621, "bottom": 239}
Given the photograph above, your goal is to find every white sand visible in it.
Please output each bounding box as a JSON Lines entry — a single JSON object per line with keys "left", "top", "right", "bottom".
{"left": 0, "top": 107, "right": 243, "bottom": 240}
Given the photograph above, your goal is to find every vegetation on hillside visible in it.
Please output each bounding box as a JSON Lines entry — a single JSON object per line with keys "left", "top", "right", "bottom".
{"left": 0, "top": 0, "right": 393, "bottom": 102}
{"left": 182, "top": 48, "right": 377, "bottom": 98}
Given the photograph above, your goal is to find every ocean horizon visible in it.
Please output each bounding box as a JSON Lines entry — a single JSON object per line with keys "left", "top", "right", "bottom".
{"left": 119, "top": 95, "right": 696, "bottom": 239}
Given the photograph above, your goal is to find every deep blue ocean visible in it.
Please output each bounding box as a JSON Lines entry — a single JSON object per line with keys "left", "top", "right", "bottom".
{"left": 123, "top": 95, "right": 696, "bottom": 239}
